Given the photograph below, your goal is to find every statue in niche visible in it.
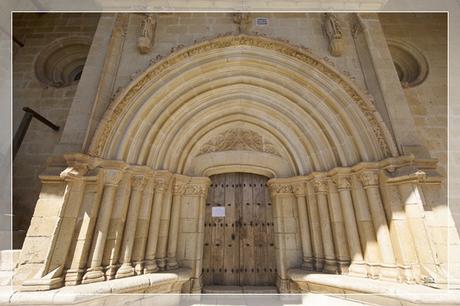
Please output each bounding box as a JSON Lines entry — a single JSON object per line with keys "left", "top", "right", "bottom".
{"left": 232, "top": 13, "right": 251, "bottom": 34}
{"left": 323, "top": 13, "right": 344, "bottom": 57}
{"left": 138, "top": 14, "right": 157, "bottom": 54}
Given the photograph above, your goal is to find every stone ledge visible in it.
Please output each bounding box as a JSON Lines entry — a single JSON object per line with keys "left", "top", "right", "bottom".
{"left": 0, "top": 268, "right": 191, "bottom": 305}
{"left": 288, "top": 269, "right": 460, "bottom": 306}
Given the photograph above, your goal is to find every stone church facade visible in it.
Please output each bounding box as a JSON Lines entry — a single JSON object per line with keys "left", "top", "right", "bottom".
{"left": 11, "top": 12, "right": 458, "bottom": 298}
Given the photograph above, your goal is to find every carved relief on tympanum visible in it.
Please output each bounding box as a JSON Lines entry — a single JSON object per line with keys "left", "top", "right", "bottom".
{"left": 197, "top": 128, "right": 281, "bottom": 156}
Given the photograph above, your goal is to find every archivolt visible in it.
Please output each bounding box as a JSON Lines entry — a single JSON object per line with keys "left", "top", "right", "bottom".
{"left": 88, "top": 34, "right": 398, "bottom": 176}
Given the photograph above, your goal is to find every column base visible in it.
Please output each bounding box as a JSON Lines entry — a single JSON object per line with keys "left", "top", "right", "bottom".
{"left": 134, "top": 261, "right": 144, "bottom": 275}
{"left": 337, "top": 259, "right": 350, "bottom": 274}
{"left": 315, "top": 258, "right": 324, "bottom": 272}
{"left": 323, "top": 258, "right": 338, "bottom": 274}
{"left": 379, "top": 264, "right": 399, "bottom": 281}
{"left": 143, "top": 259, "right": 159, "bottom": 274}
{"left": 348, "top": 261, "right": 368, "bottom": 277}
{"left": 116, "top": 263, "right": 135, "bottom": 279}
{"left": 190, "top": 277, "right": 202, "bottom": 293}
{"left": 157, "top": 258, "right": 166, "bottom": 271}
{"left": 63, "top": 268, "right": 84, "bottom": 286}
{"left": 301, "top": 257, "right": 315, "bottom": 271}
{"left": 82, "top": 267, "right": 105, "bottom": 284}
{"left": 366, "top": 263, "right": 380, "bottom": 279}
{"left": 166, "top": 257, "right": 179, "bottom": 270}
{"left": 276, "top": 276, "right": 290, "bottom": 293}
{"left": 105, "top": 265, "right": 118, "bottom": 280}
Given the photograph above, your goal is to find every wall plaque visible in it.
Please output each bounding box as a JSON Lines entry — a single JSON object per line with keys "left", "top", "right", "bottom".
{"left": 212, "top": 207, "right": 225, "bottom": 217}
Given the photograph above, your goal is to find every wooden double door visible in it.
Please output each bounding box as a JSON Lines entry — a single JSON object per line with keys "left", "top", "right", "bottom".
{"left": 202, "top": 173, "right": 276, "bottom": 286}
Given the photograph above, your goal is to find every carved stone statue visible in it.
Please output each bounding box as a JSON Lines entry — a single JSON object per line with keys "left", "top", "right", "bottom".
{"left": 323, "top": 13, "right": 344, "bottom": 57}
{"left": 138, "top": 14, "right": 157, "bottom": 54}
{"left": 232, "top": 13, "right": 251, "bottom": 34}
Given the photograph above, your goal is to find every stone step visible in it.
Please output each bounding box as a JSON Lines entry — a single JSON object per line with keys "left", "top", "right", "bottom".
{"left": 203, "top": 285, "right": 278, "bottom": 294}
{"left": 0, "top": 250, "right": 21, "bottom": 285}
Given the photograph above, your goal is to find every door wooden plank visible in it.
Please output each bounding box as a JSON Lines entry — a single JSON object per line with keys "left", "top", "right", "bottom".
{"left": 265, "top": 180, "right": 276, "bottom": 284}
{"left": 253, "top": 174, "right": 265, "bottom": 285}
{"left": 203, "top": 180, "right": 214, "bottom": 285}
{"left": 223, "top": 173, "right": 238, "bottom": 285}
{"left": 212, "top": 174, "right": 225, "bottom": 285}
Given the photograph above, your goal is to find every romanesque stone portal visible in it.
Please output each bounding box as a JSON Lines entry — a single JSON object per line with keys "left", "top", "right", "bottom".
{"left": 12, "top": 32, "right": 453, "bottom": 295}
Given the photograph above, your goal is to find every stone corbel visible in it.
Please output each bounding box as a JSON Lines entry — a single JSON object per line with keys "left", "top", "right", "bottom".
{"left": 323, "top": 13, "right": 344, "bottom": 57}
{"left": 138, "top": 13, "right": 157, "bottom": 54}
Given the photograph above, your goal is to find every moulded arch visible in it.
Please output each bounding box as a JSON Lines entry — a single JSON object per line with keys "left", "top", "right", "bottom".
{"left": 88, "top": 34, "right": 398, "bottom": 177}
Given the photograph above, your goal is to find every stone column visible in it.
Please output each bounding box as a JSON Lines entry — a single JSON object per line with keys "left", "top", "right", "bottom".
{"left": 398, "top": 181, "right": 444, "bottom": 282}
{"left": 360, "top": 169, "right": 398, "bottom": 280}
{"left": 82, "top": 165, "right": 125, "bottom": 284}
{"left": 351, "top": 174, "right": 381, "bottom": 278}
{"left": 166, "top": 175, "right": 189, "bottom": 270}
{"left": 335, "top": 172, "right": 367, "bottom": 276}
{"left": 306, "top": 181, "right": 324, "bottom": 271}
{"left": 380, "top": 183, "right": 418, "bottom": 283}
{"left": 103, "top": 172, "right": 132, "bottom": 280}
{"left": 144, "top": 171, "right": 172, "bottom": 273}
{"left": 156, "top": 185, "right": 173, "bottom": 271}
{"left": 116, "top": 171, "right": 148, "bottom": 278}
{"left": 132, "top": 177, "right": 155, "bottom": 275}
{"left": 292, "top": 181, "right": 314, "bottom": 270}
{"left": 327, "top": 178, "right": 350, "bottom": 273}
{"left": 313, "top": 175, "right": 337, "bottom": 273}
{"left": 190, "top": 178, "right": 211, "bottom": 293}
{"left": 267, "top": 182, "right": 292, "bottom": 293}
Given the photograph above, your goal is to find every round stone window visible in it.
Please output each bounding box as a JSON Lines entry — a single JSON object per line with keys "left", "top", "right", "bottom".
{"left": 34, "top": 37, "right": 91, "bottom": 88}
{"left": 387, "top": 40, "right": 429, "bottom": 88}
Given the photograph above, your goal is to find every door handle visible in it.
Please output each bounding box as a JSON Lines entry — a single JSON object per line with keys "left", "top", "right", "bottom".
{"left": 231, "top": 233, "right": 235, "bottom": 240}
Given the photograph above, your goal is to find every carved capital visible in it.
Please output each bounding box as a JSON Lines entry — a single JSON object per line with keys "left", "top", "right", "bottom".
{"left": 359, "top": 170, "right": 379, "bottom": 187}
{"left": 173, "top": 182, "right": 187, "bottom": 195}
{"left": 184, "top": 183, "right": 207, "bottom": 196}
{"left": 292, "top": 182, "right": 306, "bottom": 197}
{"left": 154, "top": 177, "right": 168, "bottom": 193}
{"left": 131, "top": 175, "right": 147, "bottom": 191}
{"left": 103, "top": 169, "right": 124, "bottom": 186}
{"left": 60, "top": 164, "right": 88, "bottom": 180}
{"left": 335, "top": 175, "right": 352, "bottom": 191}
{"left": 269, "top": 184, "right": 293, "bottom": 195}
{"left": 313, "top": 177, "right": 328, "bottom": 193}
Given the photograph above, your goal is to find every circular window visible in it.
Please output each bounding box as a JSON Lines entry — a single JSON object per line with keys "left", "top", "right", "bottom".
{"left": 387, "top": 40, "right": 429, "bottom": 88}
{"left": 34, "top": 37, "right": 91, "bottom": 88}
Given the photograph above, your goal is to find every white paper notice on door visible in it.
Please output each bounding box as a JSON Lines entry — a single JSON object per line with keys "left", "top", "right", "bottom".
{"left": 212, "top": 206, "right": 225, "bottom": 217}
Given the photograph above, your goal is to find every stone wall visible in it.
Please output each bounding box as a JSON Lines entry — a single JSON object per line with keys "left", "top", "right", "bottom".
{"left": 379, "top": 13, "right": 456, "bottom": 278}
{"left": 12, "top": 13, "right": 100, "bottom": 248}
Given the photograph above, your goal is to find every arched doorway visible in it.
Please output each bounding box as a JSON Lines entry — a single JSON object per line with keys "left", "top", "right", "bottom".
{"left": 203, "top": 173, "right": 276, "bottom": 287}
{"left": 17, "top": 35, "right": 445, "bottom": 294}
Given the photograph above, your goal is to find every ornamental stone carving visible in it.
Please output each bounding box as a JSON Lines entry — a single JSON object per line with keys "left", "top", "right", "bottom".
{"left": 323, "top": 13, "right": 344, "bottom": 57}
{"left": 359, "top": 170, "right": 380, "bottom": 187}
{"left": 131, "top": 175, "right": 147, "bottom": 191}
{"left": 335, "top": 175, "right": 352, "bottom": 190}
{"left": 89, "top": 35, "right": 394, "bottom": 158}
{"left": 103, "top": 169, "right": 124, "bottom": 186}
{"left": 184, "top": 184, "right": 207, "bottom": 196}
{"left": 269, "top": 184, "right": 293, "bottom": 195}
{"left": 138, "top": 14, "right": 156, "bottom": 54}
{"left": 173, "top": 182, "right": 187, "bottom": 195}
{"left": 313, "top": 177, "right": 328, "bottom": 193}
{"left": 292, "top": 182, "right": 306, "bottom": 197}
{"left": 198, "top": 128, "right": 281, "bottom": 156}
